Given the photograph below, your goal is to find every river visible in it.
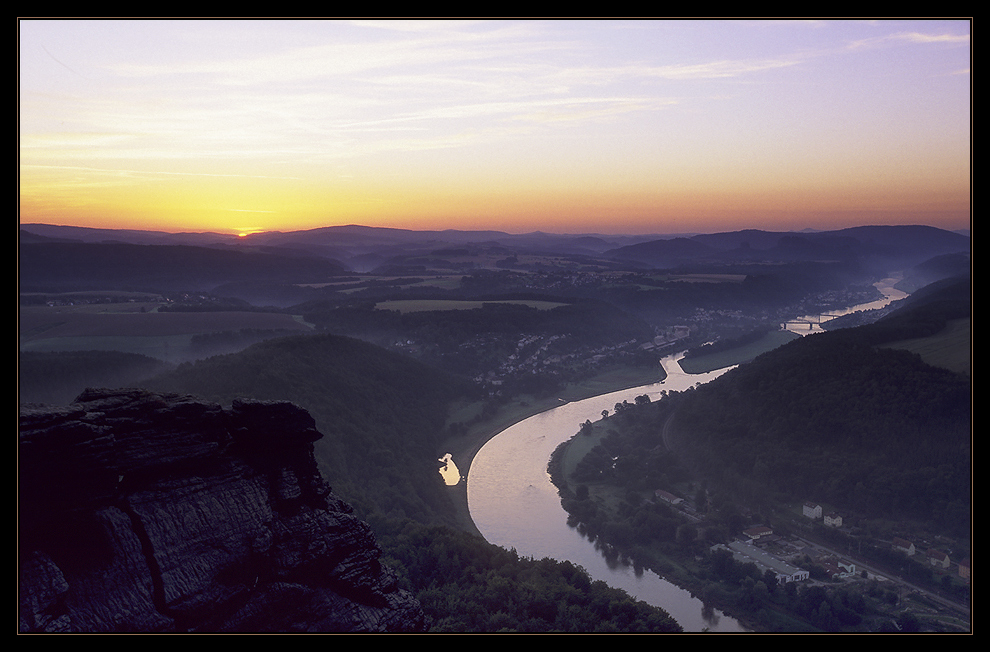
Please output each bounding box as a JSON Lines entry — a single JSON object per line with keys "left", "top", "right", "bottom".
{"left": 460, "top": 276, "right": 907, "bottom": 632}
{"left": 784, "top": 275, "right": 908, "bottom": 335}
{"left": 466, "top": 354, "right": 744, "bottom": 632}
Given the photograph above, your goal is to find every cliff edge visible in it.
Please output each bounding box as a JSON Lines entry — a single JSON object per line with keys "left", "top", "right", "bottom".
{"left": 18, "top": 388, "right": 427, "bottom": 633}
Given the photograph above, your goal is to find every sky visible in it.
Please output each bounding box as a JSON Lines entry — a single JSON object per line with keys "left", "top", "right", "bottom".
{"left": 18, "top": 19, "right": 971, "bottom": 236}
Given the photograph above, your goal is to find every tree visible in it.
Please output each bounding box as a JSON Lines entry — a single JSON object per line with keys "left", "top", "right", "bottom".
{"left": 813, "top": 601, "right": 839, "bottom": 632}
{"left": 676, "top": 523, "right": 697, "bottom": 546}
{"left": 762, "top": 569, "right": 778, "bottom": 595}
{"left": 896, "top": 611, "right": 921, "bottom": 632}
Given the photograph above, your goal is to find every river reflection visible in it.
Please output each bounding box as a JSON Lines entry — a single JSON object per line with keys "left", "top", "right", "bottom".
{"left": 784, "top": 276, "right": 907, "bottom": 335}
{"left": 467, "top": 353, "right": 746, "bottom": 632}
{"left": 438, "top": 453, "right": 461, "bottom": 486}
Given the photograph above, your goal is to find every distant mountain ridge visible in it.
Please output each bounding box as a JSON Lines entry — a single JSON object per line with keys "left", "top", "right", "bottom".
{"left": 18, "top": 238, "right": 349, "bottom": 293}
{"left": 19, "top": 222, "right": 969, "bottom": 289}
{"left": 22, "top": 221, "right": 967, "bottom": 257}
{"left": 605, "top": 224, "right": 969, "bottom": 269}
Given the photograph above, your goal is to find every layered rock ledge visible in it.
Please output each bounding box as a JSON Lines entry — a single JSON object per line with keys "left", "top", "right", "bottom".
{"left": 19, "top": 388, "right": 427, "bottom": 633}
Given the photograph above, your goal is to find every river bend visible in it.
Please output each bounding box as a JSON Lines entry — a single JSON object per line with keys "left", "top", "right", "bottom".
{"left": 464, "top": 277, "right": 908, "bottom": 631}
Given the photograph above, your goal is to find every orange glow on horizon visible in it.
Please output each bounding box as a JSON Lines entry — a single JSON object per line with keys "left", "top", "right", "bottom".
{"left": 19, "top": 19, "right": 971, "bottom": 236}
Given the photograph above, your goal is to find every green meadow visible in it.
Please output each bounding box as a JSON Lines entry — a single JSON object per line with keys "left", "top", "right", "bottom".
{"left": 883, "top": 317, "right": 971, "bottom": 376}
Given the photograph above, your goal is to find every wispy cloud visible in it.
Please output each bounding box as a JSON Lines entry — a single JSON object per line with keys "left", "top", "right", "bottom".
{"left": 847, "top": 28, "right": 970, "bottom": 50}
{"left": 638, "top": 58, "right": 802, "bottom": 80}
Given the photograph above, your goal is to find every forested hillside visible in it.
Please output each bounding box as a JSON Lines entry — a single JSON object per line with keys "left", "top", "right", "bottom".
{"left": 664, "top": 277, "right": 971, "bottom": 536}
{"left": 143, "top": 332, "right": 466, "bottom": 530}
{"left": 19, "top": 350, "right": 172, "bottom": 405}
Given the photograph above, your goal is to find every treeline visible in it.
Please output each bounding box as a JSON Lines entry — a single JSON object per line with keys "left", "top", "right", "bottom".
{"left": 188, "top": 328, "right": 302, "bottom": 355}
{"left": 550, "top": 398, "right": 734, "bottom": 558}
{"left": 301, "top": 298, "right": 655, "bottom": 380}
{"left": 670, "top": 342, "right": 968, "bottom": 533}
{"left": 306, "top": 297, "right": 652, "bottom": 346}
{"left": 379, "top": 523, "right": 681, "bottom": 633}
{"left": 549, "top": 416, "right": 905, "bottom": 631}
{"left": 19, "top": 241, "right": 348, "bottom": 293}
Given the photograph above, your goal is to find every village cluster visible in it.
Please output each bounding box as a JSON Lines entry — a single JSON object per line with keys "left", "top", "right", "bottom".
{"left": 656, "top": 491, "right": 970, "bottom": 590}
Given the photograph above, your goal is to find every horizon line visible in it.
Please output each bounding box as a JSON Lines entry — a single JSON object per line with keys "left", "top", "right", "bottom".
{"left": 18, "top": 220, "right": 973, "bottom": 239}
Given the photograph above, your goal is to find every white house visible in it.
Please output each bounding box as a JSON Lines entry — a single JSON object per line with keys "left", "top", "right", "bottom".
{"left": 824, "top": 512, "right": 842, "bottom": 528}
{"left": 803, "top": 502, "right": 822, "bottom": 519}
{"left": 893, "top": 537, "right": 916, "bottom": 556}
{"left": 927, "top": 548, "right": 950, "bottom": 569}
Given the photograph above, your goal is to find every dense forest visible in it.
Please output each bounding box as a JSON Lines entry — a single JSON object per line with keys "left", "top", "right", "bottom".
{"left": 142, "top": 333, "right": 466, "bottom": 530}
{"left": 672, "top": 338, "right": 969, "bottom": 531}
{"left": 569, "top": 278, "right": 970, "bottom": 538}
{"left": 670, "top": 278, "right": 971, "bottom": 535}
{"left": 379, "top": 523, "right": 681, "bottom": 632}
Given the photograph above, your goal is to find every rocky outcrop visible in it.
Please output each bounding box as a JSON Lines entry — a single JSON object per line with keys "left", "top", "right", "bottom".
{"left": 18, "top": 388, "right": 427, "bottom": 633}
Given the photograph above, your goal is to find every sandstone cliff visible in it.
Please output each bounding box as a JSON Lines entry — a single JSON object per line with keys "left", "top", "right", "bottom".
{"left": 18, "top": 388, "right": 427, "bottom": 633}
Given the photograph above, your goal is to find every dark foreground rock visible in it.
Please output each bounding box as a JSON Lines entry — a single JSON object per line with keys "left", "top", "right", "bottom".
{"left": 18, "top": 388, "right": 427, "bottom": 633}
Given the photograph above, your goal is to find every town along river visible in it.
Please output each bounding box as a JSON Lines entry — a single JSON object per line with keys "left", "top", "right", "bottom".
{"left": 783, "top": 275, "right": 908, "bottom": 335}
{"left": 466, "top": 353, "right": 747, "bottom": 632}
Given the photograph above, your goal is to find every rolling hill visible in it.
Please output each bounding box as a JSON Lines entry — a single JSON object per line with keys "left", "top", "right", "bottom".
{"left": 664, "top": 275, "right": 971, "bottom": 536}
{"left": 140, "top": 332, "right": 467, "bottom": 531}
{"left": 19, "top": 237, "right": 349, "bottom": 293}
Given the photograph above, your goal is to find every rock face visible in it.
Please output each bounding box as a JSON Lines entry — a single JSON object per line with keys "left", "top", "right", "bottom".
{"left": 19, "top": 388, "right": 427, "bottom": 633}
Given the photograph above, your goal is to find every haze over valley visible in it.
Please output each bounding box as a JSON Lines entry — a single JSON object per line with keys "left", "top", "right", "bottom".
{"left": 19, "top": 19, "right": 970, "bottom": 634}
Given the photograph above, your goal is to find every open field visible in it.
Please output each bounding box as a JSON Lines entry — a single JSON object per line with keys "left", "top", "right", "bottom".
{"left": 883, "top": 317, "right": 970, "bottom": 376}
{"left": 296, "top": 275, "right": 467, "bottom": 293}
{"left": 375, "top": 298, "right": 568, "bottom": 313}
